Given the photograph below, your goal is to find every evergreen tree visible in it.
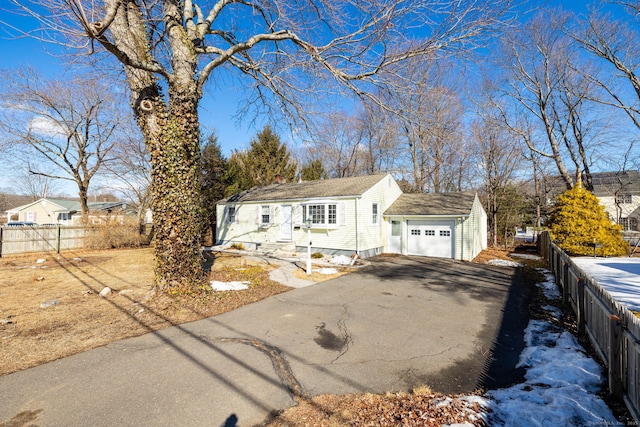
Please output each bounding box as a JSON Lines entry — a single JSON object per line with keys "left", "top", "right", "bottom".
{"left": 225, "top": 126, "right": 297, "bottom": 195}
{"left": 547, "top": 184, "right": 628, "bottom": 256}
{"left": 301, "top": 159, "right": 328, "bottom": 181}
{"left": 200, "top": 132, "right": 228, "bottom": 244}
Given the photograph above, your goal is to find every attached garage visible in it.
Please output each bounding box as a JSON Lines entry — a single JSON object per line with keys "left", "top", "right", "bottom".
{"left": 407, "top": 220, "right": 455, "bottom": 257}
{"left": 384, "top": 192, "right": 487, "bottom": 261}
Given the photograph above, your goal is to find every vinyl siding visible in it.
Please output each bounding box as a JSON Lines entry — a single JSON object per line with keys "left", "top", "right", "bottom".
{"left": 215, "top": 174, "right": 403, "bottom": 255}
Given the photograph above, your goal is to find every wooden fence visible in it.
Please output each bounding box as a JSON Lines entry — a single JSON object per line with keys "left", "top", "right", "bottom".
{"left": 0, "top": 225, "right": 95, "bottom": 256}
{"left": 539, "top": 231, "right": 640, "bottom": 422}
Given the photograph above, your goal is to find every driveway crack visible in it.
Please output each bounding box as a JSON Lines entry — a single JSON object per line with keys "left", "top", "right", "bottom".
{"left": 217, "top": 337, "right": 307, "bottom": 399}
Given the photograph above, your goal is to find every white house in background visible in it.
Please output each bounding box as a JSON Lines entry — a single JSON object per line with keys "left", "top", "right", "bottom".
{"left": 590, "top": 171, "right": 640, "bottom": 232}
{"left": 6, "top": 198, "right": 138, "bottom": 225}
{"left": 216, "top": 174, "right": 487, "bottom": 260}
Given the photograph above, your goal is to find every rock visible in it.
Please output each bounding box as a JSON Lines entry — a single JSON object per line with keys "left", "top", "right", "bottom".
{"left": 36, "top": 259, "right": 46, "bottom": 264}
{"left": 35, "top": 276, "right": 45, "bottom": 281}
{"left": 99, "top": 287, "right": 112, "bottom": 297}
{"left": 40, "top": 299, "right": 59, "bottom": 309}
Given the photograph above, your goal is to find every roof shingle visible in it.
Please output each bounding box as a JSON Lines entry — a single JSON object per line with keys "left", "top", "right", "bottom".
{"left": 221, "top": 174, "right": 389, "bottom": 203}
{"left": 384, "top": 192, "right": 476, "bottom": 216}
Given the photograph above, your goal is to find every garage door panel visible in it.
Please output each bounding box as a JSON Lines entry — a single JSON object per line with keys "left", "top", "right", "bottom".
{"left": 407, "top": 221, "right": 453, "bottom": 258}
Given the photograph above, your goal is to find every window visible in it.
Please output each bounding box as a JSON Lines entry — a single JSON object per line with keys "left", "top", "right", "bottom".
{"left": 26, "top": 211, "right": 36, "bottom": 222}
{"left": 620, "top": 217, "right": 639, "bottom": 231}
{"left": 261, "top": 205, "right": 270, "bottom": 224}
{"left": 411, "top": 229, "right": 421, "bottom": 235}
{"left": 372, "top": 203, "right": 379, "bottom": 225}
{"left": 328, "top": 204, "right": 337, "bottom": 225}
{"left": 391, "top": 220, "right": 401, "bottom": 236}
{"left": 303, "top": 203, "right": 338, "bottom": 226}
{"left": 425, "top": 230, "right": 435, "bottom": 236}
{"left": 227, "top": 206, "right": 236, "bottom": 223}
{"left": 440, "top": 230, "right": 451, "bottom": 237}
{"left": 616, "top": 194, "right": 633, "bottom": 204}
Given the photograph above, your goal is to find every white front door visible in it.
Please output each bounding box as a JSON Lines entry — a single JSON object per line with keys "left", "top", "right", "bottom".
{"left": 279, "top": 205, "right": 292, "bottom": 241}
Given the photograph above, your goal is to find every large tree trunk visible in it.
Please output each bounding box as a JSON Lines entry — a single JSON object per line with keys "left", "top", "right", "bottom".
{"left": 149, "top": 92, "right": 204, "bottom": 291}
{"left": 106, "top": 1, "right": 205, "bottom": 292}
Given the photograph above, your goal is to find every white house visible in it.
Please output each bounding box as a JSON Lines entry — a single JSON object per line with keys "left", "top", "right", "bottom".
{"left": 6, "top": 198, "right": 138, "bottom": 226}
{"left": 216, "top": 174, "right": 488, "bottom": 260}
{"left": 590, "top": 171, "right": 640, "bottom": 232}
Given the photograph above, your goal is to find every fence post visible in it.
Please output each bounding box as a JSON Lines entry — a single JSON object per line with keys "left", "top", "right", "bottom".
{"left": 56, "top": 226, "right": 61, "bottom": 253}
{"left": 576, "top": 277, "right": 585, "bottom": 336}
{"left": 0, "top": 226, "right": 3, "bottom": 258}
{"left": 608, "top": 314, "right": 624, "bottom": 399}
{"left": 562, "top": 261, "right": 570, "bottom": 305}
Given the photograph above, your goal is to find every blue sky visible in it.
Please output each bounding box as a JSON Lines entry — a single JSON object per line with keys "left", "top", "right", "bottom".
{"left": 0, "top": 1, "right": 632, "bottom": 196}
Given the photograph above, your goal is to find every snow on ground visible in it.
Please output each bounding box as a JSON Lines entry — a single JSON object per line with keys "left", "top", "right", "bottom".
{"left": 572, "top": 257, "right": 640, "bottom": 312}
{"left": 210, "top": 281, "right": 250, "bottom": 291}
{"left": 315, "top": 268, "right": 339, "bottom": 275}
{"left": 487, "top": 259, "right": 523, "bottom": 267}
{"left": 330, "top": 255, "right": 353, "bottom": 265}
{"left": 477, "top": 266, "right": 618, "bottom": 426}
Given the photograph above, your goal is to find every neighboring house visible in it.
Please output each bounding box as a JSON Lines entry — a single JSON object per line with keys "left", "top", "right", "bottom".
{"left": 6, "top": 198, "right": 138, "bottom": 225}
{"left": 590, "top": 171, "right": 640, "bottom": 232}
{"left": 216, "top": 174, "right": 487, "bottom": 260}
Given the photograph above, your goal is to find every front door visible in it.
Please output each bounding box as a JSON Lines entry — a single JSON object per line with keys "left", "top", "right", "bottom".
{"left": 279, "top": 205, "right": 292, "bottom": 241}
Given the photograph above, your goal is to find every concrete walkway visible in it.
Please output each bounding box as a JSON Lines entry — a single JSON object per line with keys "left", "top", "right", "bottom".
{"left": 0, "top": 256, "right": 531, "bottom": 427}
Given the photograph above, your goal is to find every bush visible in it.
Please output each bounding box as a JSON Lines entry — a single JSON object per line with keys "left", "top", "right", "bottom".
{"left": 547, "top": 184, "right": 628, "bottom": 257}
{"left": 230, "top": 242, "right": 245, "bottom": 250}
{"left": 311, "top": 252, "right": 324, "bottom": 259}
{"left": 85, "top": 219, "right": 149, "bottom": 250}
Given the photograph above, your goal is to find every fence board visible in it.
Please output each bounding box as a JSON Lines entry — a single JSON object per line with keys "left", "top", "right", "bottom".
{"left": 0, "top": 226, "right": 94, "bottom": 255}
{"left": 539, "top": 231, "right": 640, "bottom": 423}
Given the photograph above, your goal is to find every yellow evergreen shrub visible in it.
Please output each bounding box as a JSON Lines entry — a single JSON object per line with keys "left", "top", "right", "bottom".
{"left": 547, "top": 184, "right": 628, "bottom": 257}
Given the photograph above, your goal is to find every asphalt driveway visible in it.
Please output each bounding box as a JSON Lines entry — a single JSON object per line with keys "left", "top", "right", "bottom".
{"left": 0, "top": 255, "right": 532, "bottom": 427}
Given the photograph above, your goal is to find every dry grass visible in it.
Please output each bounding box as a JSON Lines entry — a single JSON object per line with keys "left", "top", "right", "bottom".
{"left": 0, "top": 248, "right": 290, "bottom": 376}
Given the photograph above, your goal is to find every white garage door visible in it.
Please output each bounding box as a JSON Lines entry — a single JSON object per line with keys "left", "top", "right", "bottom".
{"left": 407, "top": 220, "right": 454, "bottom": 258}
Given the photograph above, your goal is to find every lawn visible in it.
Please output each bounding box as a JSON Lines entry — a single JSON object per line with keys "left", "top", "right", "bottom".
{"left": 0, "top": 248, "right": 290, "bottom": 376}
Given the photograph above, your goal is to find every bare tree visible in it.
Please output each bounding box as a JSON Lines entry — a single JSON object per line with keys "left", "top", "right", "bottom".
{"left": 8, "top": 0, "right": 514, "bottom": 291}
{"left": 383, "top": 58, "right": 469, "bottom": 192}
{"left": 495, "top": 11, "right": 609, "bottom": 191}
{"left": 102, "top": 131, "right": 152, "bottom": 231}
{"left": 15, "top": 167, "right": 64, "bottom": 199}
{"left": 0, "top": 68, "right": 127, "bottom": 223}
{"left": 471, "top": 114, "right": 524, "bottom": 246}
{"left": 571, "top": 7, "right": 640, "bottom": 147}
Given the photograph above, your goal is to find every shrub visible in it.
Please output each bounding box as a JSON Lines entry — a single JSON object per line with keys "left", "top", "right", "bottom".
{"left": 547, "top": 184, "right": 628, "bottom": 257}
{"left": 85, "top": 219, "right": 149, "bottom": 250}
{"left": 311, "top": 252, "right": 324, "bottom": 259}
{"left": 230, "top": 242, "right": 245, "bottom": 250}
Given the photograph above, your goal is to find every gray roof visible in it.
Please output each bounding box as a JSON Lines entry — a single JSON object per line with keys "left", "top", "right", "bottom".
{"left": 591, "top": 170, "right": 640, "bottom": 196}
{"left": 384, "top": 192, "right": 477, "bottom": 216}
{"left": 221, "top": 174, "right": 389, "bottom": 203}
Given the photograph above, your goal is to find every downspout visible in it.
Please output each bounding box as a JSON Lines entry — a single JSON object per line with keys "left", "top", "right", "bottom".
{"left": 355, "top": 197, "right": 360, "bottom": 255}
{"left": 459, "top": 217, "right": 464, "bottom": 261}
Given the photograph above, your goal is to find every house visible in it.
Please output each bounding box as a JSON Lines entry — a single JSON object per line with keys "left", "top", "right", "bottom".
{"left": 6, "top": 198, "right": 138, "bottom": 226}
{"left": 216, "top": 174, "right": 487, "bottom": 260}
{"left": 590, "top": 171, "right": 640, "bottom": 232}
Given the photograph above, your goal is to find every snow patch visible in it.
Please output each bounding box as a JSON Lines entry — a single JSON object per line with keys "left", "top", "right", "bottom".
{"left": 330, "top": 255, "right": 352, "bottom": 265}
{"left": 316, "top": 268, "right": 338, "bottom": 275}
{"left": 487, "top": 259, "right": 523, "bottom": 267}
{"left": 510, "top": 253, "right": 542, "bottom": 260}
{"left": 210, "top": 281, "right": 250, "bottom": 291}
